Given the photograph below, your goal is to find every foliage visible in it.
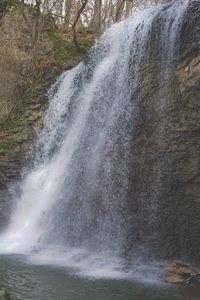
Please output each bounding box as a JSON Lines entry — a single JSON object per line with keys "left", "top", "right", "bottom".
{"left": 0, "top": 0, "right": 17, "bottom": 11}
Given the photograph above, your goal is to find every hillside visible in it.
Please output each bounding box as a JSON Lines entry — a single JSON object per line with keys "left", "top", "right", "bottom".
{"left": 0, "top": 2, "right": 94, "bottom": 226}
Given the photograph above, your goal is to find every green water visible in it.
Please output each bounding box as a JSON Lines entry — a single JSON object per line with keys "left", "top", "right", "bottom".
{"left": 0, "top": 255, "right": 199, "bottom": 300}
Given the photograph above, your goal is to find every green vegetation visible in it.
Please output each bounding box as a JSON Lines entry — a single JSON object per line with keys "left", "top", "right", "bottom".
{"left": 52, "top": 36, "right": 93, "bottom": 67}
{"left": 0, "top": 148, "right": 7, "bottom": 156}
{"left": 1, "top": 0, "right": 17, "bottom": 10}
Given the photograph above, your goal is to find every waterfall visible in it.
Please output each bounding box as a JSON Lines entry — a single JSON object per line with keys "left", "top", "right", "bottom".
{"left": 0, "top": 0, "right": 190, "bottom": 278}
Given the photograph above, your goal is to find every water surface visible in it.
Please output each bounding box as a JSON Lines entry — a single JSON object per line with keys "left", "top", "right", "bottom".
{"left": 0, "top": 255, "right": 199, "bottom": 300}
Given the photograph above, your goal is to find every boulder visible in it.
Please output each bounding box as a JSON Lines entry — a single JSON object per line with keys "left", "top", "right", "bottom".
{"left": 165, "top": 262, "right": 199, "bottom": 284}
{"left": 0, "top": 290, "right": 19, "bottom": 300}
{"left": 165, "top": 274, "right": 188, "bottom": 284}
{"left": 166, "top": 262, "right": 197, "bottom": 276}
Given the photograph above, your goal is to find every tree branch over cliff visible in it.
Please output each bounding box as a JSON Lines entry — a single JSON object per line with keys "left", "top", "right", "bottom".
{"left": 72, "top": 0, "right": 88, "bottom": 54}
{"left": 21, "top": 0, "right": 33, "bottom": 39}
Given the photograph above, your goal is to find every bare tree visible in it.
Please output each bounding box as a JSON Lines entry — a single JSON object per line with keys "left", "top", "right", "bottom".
{"left": 64, "top": 0, "right": 73, "bottom": 27}
{"left": 20, "top": 0, "right": 42, "bottom": 59}
{"left": 42, "top": 0, "right": 50, "bottom": 14}
{"left": 72, "top": 0, "right": 88, "bottom": 53}
{"left": 90, "top": 0, "right": 102, "bottom": 32}
{"left": 115, "top": 0, "right": 126, "bottom": 22}
{"left": 32, "top": 0, "right": 41, "bottom": 56}
{"left": 19, "top": 0, "right": 165, "bottom": 57}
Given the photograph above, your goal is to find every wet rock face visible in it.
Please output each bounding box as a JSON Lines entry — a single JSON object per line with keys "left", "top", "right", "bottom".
{"left": 159, "top": 0, "right": 200, "bottom": 261}
{"left": 0, "top": 88, "right": 48, "bottom": 228}
{"left": 126, "top": 0, "right": 200, "bottom": 261}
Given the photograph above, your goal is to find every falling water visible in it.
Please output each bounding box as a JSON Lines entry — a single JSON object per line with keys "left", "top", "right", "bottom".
{"left": 0, "top": 0, "right": 190, "bottom": 279}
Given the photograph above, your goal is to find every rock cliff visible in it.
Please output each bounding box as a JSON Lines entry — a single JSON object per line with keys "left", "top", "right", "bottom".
{"left": 0, "top": 4, "right": 93, "bottom": 227}
{"left": 0, "top": 0, "right": 200, "bottom": 263}
{"left": 126, "top": 0, "right": 200, "bottom": 261}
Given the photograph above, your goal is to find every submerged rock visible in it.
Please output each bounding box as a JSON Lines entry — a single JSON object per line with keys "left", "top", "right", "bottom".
{"left": 0, "top": 290, "right": 19, "bottom": 300}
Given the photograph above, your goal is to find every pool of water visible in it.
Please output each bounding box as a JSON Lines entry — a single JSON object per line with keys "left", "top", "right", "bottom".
{"left": 0, "top": 255, "right": 199, "bottom": 300}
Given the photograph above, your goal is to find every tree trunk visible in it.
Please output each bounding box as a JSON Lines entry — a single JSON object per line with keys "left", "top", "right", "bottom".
{"left": 72, "top": 0, "right": 88, "bottom": 54}
{"left": 115, "top": 0, "right": 126, "bottom": 22}
{"left": 42, "top": 0, "right": 50, "bottom": 14}
{"left": 32, "top": 0, "right": 41, "bottom": 61}
{"left": 90, "top": 0, "right": 102, "bottom": 33}
{"left": 64, "top": 0, "right": 73, "bottom": 27}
